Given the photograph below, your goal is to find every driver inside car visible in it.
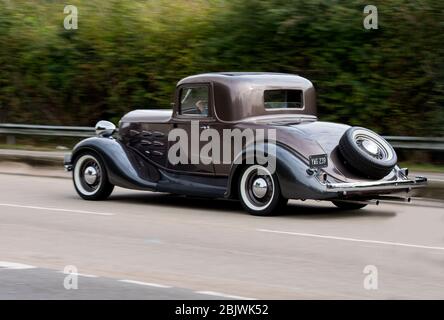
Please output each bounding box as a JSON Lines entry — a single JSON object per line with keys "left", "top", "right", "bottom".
{"left": 195, "top": 100, "right": 208, "bottom": 116}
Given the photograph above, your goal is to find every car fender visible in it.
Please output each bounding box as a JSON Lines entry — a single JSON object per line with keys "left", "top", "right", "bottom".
{"left": 70, "top": 137, "right": 159, "bottom": 190}
{"left": 226, "top": 142, "right": 332, "bottom": 200}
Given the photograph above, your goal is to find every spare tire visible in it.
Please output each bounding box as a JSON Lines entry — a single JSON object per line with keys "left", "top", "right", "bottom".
{"left": 338, "top": 127, "right": 397, "bottom": 180}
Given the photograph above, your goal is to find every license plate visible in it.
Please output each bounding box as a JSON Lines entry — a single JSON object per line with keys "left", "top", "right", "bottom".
{"left": 309, "top": 154, "right": 328, "bottom": 168}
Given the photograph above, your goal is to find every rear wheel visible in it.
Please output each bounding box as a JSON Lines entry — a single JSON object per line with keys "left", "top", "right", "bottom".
{"left": 238, "top": 165, "right": 287, "bottom": 216}
{"left": 73, "top": 152, "right": 114, "bottom": 200}
{"left": 332, "top": 201, "right": 367, "bottom": 210}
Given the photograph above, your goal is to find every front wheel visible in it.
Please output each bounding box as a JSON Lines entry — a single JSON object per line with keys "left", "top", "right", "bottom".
{"left": 73, "top": 152, "right": 114, "bottom": 200}
{"left": 238, "top": 165, "right": 287, "bottom": 216}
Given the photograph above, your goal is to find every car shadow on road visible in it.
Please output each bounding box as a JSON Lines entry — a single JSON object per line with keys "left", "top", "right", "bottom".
{"left": 107, "top": 192, "right": 396, "bottom": 220}
{"left": 109, "top": 193, "right": 245, "bottom": 214}
{"left": 280, "top": 202, "right": 396, "bottom": 220}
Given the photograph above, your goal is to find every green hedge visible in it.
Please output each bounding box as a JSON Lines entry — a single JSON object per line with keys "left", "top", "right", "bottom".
{"left": 0, "top": 0, "right": 442, "bottom": 136}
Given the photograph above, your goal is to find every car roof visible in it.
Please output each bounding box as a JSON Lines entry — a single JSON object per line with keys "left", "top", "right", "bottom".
{"left": 176, "top": 72, "right": 316, "bottom": 121}
{"left": 177, "top": 72, "right": 313, "bottom": 89}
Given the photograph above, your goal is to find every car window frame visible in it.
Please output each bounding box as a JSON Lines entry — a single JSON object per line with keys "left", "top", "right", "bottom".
{"left": 174, "top": 83, "right": 214, "bottom": 120}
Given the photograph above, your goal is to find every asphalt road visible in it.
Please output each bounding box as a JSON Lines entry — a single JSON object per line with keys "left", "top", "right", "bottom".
{"left": 0, "top": 266, "right": 219, "bottom": 300}
{"left": 0, "top": 172, "right": 443, "bottom": 299}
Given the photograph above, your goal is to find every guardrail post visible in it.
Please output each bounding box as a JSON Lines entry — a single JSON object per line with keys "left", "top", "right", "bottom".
{"left": 6, "top": 135, "right": 16, "bottom": 145}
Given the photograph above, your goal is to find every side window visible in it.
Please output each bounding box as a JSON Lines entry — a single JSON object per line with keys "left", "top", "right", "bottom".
{"left": 179, "top": 86, "right": 209, "bottom": 117}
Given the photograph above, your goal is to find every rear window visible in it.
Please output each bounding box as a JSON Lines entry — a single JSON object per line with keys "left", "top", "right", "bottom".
{"left": 264, "top": 90, "right": 303, "bottom": 109}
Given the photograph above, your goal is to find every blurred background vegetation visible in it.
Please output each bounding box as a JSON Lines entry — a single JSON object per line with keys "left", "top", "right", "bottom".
{"left": 0, "top": 0, "right": 443, "bottom": 137}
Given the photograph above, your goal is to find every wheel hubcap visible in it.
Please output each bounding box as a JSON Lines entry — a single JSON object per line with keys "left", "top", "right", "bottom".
{"left": 74, "top": 155, "right": 103, "bottom": 196}
{"left": 361, "top": 139, "right": 380, "bottom": 156}
{"left": 84, "top": 166, "right": 98, "bottom": 185}
{"left": 240, "top": 165, "right": 275, "bottom": 211}
{"left": 353, "top": 130, "right": 393, "bottom": 161}
{"left": 252, "top": 177, "right": 268, "bottom": 198}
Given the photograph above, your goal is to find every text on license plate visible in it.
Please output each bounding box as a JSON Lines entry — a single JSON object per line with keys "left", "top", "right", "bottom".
{"left": 309, "top": 154, "right": 328, "bottom": 168}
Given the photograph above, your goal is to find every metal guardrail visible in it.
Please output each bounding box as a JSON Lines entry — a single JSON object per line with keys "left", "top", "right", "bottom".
{"left": 0, "top": 123, "right": 443, "bottom": 151}
{"left": 383, "top": 136, "right": 444, "bottom": 151}
{"left": 0, "top": 123, "right": 95, "bottom": 138}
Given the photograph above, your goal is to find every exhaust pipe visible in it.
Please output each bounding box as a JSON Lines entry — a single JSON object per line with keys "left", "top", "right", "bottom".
{"left": 335, "top": 195, "right": 411, "bottom": 206}
{"left": 334, "top": 199, "right": 380, "bottom": 206}
{"left": 338, "top": 196, "right": 412, "bottom": 205}
{"left": 374, "top": 195, "right": 411, "bottom": 203}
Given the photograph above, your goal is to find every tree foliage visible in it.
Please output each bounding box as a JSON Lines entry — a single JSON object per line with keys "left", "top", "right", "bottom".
{"left": 0, "top": 0, "right": 442, "bottom": 136}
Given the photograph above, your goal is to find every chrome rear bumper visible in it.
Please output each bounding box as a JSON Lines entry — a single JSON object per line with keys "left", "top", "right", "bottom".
{"left": 326, "top": 176, "right": 427, "bottom": 194}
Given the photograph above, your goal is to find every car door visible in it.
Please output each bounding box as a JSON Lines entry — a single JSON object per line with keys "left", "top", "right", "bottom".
{"left": 167, "top": 83, "right": 216, "bottom": 175}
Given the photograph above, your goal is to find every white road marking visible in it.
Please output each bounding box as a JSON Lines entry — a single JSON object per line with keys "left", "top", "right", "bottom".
{"left": 118, "top": 279, "right": 172, "bottom": 288}
{"left": 258, "top": 228, "right": 444, "bottom": 251}
{"left": 196, "top": 291, "right": 255, "bottom": 300}
{"left": 0, "top": 261, "right": 36, "bottom": 270}
{"left": 0, "top": 203, "right": 114, "bottom": 216}
{"left": 57, "top": 271, "right": 98, "bottom": 278}
{"left": 144, "top": 239, "right": 163, "bottom": 245}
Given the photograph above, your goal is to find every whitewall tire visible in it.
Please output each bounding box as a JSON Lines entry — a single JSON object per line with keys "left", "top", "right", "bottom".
{"left": 73, "top": 152, "right": 114, "bottom": 200}
{"left": 238, "top": 165, "right": 287, "bottom": 216}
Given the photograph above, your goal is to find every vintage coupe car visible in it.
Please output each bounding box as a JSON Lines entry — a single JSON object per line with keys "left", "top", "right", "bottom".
{"left": 64, "top": 73, "right": 427, "bottom": 215}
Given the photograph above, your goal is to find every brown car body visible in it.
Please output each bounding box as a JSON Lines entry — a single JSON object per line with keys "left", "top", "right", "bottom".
{"left": 66, "top": 73, "right": 427, "bottom": 213}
